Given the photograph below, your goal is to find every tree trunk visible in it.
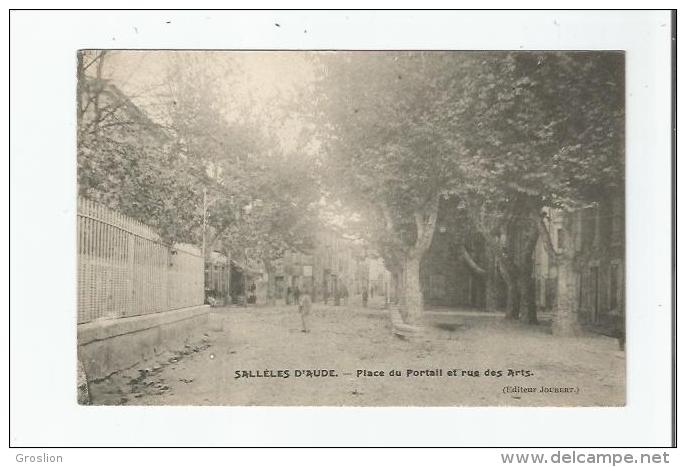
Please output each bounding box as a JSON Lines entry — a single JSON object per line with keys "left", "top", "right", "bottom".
{"left": 396, "top": 265, "right": 408, "bottom": 320}
{"left": 519, "top": 255, "right": 538, "bottom": 324}
{"left": 223, "top": 248, "right": 231, "bottom": 306}
{"left": 93, "top": 51, "right": 106, "bottom": 132}
{"left": 403, "top": 254, "right": 423, "bottom": 325}
{"left": 389, "top": 268, "right": 401, "bottom": 305}
{"left": 77, "top": 52, "right": 84, "bottom": 124}
{"left": 471, "top": 214, "right": 515, "bottom": 317}
{"left": 518, "top": 274, "right": 537, "bottom": 324}
{"left": 536, "top": 212, "right": 583, "bottom": 336}
{"left": 263, "top": 259, "right": 276, "bottom": 306}
{"left": 509, "top": 283, "right": 521, "bottom": 320}
{"left": 483, "top": 243, "right": 497, "bottom": 312}
{"left": 499, "top": 261, "right": 519, "bottom": 319}
{"left": 552, "top": 255, "right": 582, "bottom": 336}
{"left": 398, "top": 197, "right": 440, "bottom": 326}
{"left": 512, "top": 212, "right": 540, "bottom": 324}
{"left": 484, "top": 275, "right": 497, "bottom": 312}
{"left": 505, "top": 282, "right": 516, "bottom": 318}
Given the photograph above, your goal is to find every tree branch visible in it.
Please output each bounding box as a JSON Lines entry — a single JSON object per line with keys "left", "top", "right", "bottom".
{"left": 461, "top": 245, "right": 487, "bottom": 275}
{"left": 413, "top": 195, "right": 440, "bottom": 254}
{"left": 413, "top": 210, "right": 424, "bottom": 243}
{"left": 82, "top": 51, "right": 107, "bottom": 73}
{"left": 468, "top": 205, "right": 517, "bottom": 284}
{"left": 537, "top": 217, "right": 559, "bottom": 256}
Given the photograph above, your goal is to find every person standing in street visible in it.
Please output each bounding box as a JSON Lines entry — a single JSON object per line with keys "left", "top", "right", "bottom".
{"left": 342, "top": 283, "right": 349, "bottom": 305}
{"left": 298, "top": 285, "right": 312, "bottom": 333}
{"left": 362, "top": 287, "right": 369, "bottom": 308}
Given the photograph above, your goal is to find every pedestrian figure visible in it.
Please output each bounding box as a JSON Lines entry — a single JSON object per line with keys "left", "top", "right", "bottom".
{"left": 298, "top": 287, "right": 312, "bottom": 333}
{"left": 362, "top": 287, "right": 368, "bottom": 308}
{"left": 341, "top": 283, "right": 349, "bottom": 305}
{"left": 293, "top": 285, "right": 301, "bottom": 305}
{"left": 286, "top": 286, "right": 293, "bottom": 305}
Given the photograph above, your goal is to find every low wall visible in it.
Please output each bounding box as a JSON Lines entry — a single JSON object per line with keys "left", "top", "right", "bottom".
{"left": 77, "top": 305, "right": 210, "bottom": 382}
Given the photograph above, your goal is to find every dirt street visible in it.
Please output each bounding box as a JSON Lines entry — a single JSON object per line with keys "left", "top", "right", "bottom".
{"left": 89, "top": 303, "right": 625, "bottom": 407}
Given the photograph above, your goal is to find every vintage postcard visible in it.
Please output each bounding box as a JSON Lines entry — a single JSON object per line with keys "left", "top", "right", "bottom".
{"left": 76, "top": 50, "right": 625, "bottom": 407}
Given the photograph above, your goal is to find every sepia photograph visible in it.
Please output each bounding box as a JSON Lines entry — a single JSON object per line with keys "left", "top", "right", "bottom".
{"left": 75, "top": 49, "right": 626, "bottom": 407}
{"left": 9, "top": 5, "right": 678, "bottom": 452}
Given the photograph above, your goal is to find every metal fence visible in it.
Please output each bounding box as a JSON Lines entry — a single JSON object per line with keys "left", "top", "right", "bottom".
{"left": 77, "top": 197, "right": 204, "bottom": 324}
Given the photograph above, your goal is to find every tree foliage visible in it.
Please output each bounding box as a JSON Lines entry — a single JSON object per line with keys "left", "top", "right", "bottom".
{"left": 77, "top": 51, "right": 322, "bottom": 260}
{"left": 312, "top": 51, "right": 624, "bottom": 322}
{"left": 77, "top": 50, "right": 624, "bottom": 326}
{"left": 77, "top": 51, "right": 203, "bottom": 243}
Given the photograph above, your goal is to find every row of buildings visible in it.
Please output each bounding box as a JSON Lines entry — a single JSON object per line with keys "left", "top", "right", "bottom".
{"left": 205, "top": 227, "right": 392, "bottom": 306}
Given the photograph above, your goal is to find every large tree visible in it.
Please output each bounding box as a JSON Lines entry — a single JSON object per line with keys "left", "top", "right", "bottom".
{"left": 460, "top": 52, "right": 624, "bottom": 329}
{"left": 77, "top": 50, "right": 203, "bottom": 243}
{"left": 162, "top": 52, "right": 322, "bottom": 300}
{"left": 312, "top": 51, "right": 623, "bottom": 329}
{"left": 78, "top": 50, "right": 321, "bottom": 261}
{"left": 314, "top": 52, "right": 499, "bottom": 325}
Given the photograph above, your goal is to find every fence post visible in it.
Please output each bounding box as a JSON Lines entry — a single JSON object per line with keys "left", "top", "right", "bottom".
{"left": 125, "top": 233, "right": 135, "bottom": 318}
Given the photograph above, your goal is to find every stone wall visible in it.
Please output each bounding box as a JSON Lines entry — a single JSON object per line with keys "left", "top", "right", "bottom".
{"left": 77, "top": 305, "right": 210, "bottom": 383}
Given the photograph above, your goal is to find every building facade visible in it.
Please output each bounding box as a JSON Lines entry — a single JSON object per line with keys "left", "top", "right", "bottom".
{"left": 269, "top": 227, "right": 389, "bottom": 304}
{"left": 533, "top": 195, "right": 625, "bottom": 334}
